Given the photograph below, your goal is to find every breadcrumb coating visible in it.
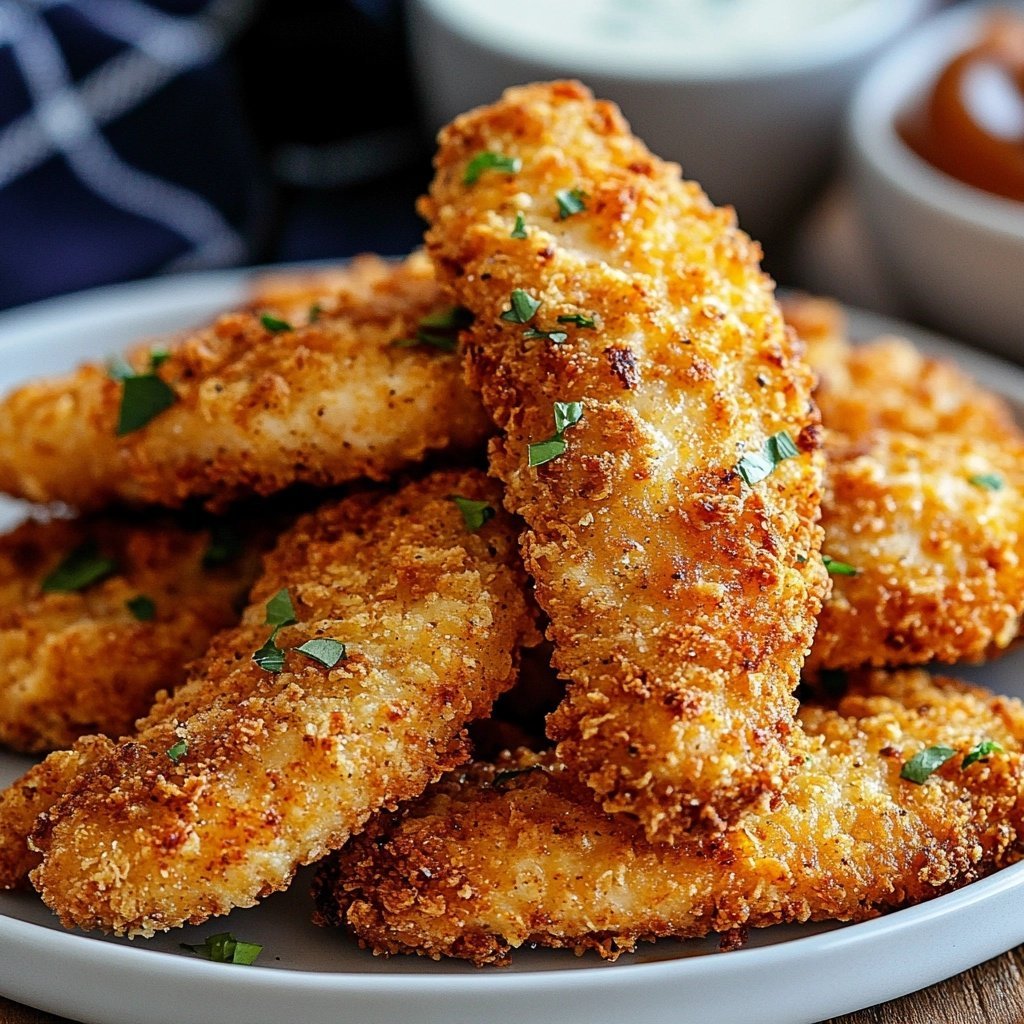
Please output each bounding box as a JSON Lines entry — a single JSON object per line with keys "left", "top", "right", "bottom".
{"left": 0, "top": 253, "right": 491, "bottom": 510}
{"left": 320, "top": 671, "right": 1024, "bottom": 965}
{"left": 422, "top": 81, "right": 827, "bottom": 839}
{"left": 28, "top": 470, "right": 538, "bottom": 936}
{"left": 810, "top": 432, "right": 1024, "bottom": 669}
{"left": 0, "top": 514, "right": 260, "bottom": 752}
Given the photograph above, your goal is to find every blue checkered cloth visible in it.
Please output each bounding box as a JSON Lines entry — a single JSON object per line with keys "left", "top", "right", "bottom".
{"left": 0, "top": 0, "right": 269, "bottom": 310}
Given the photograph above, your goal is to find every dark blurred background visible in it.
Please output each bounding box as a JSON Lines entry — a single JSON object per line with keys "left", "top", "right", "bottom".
{"left": 0, "top": 0, "right": 429, "bottom": 311}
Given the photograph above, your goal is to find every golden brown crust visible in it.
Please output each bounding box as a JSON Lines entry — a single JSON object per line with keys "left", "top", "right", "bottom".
{"left": 321, "top": 670, "right": 1024, "bottom": 965}
{"left": 28, "top": 470, "right": 538, "bottom": 936}
{"left": 0, "top": 253, "right": 491, "bottom": 510}
{"left": 422, "top": 81, "right": 827, "bottom": 839}
{"left": 810, "top": 431, "right": 1024, "bottom": 669}
{"left": 0, "top": 737, "right": 113, "bottom": 888}
{"left": 781, "top": 294, "right": 1024, "bottom": 670}
{"left": 0, "top": 515, "right": 260, "bottom": 752}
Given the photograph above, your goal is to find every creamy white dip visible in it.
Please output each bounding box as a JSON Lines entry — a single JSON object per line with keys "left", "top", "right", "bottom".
{"left": 428, "top": 0, "right": 874, "bottom": 69}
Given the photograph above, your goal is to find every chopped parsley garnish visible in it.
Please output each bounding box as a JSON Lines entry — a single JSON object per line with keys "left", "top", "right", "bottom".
{"left": 528, "top": 401, "right": 584, "bottom": 467}
{"left": 393, "top": 307, "right": 472, "bottom": 352}
{"left": 308, "top": 303, "right": 322, "bottom": 324}
{"left": 511, "top": 212, "right": 528, "bottom": 239}
{"left": 126, "top": 595, "right": 156, "bottom": 621}
{"left": 556, "top": 314, "right": 596, "bottom": 329}
{"left": 294, "top": 638, "right": 347, "bottom": 669}
{"left": 555, "top": 187, "right": 586, "bottom": 219}
{"left": 500, "top": 289, "right": 542, "bottom": 325}
{"left": 202, "top": 523, "right": 241, "bottom": 568}
{"left": 969, "top": 473, "right": 1004, "bottom": 491}
{"left": 523, "top": 327, "right": 568, "bottom": 344}
{"left": 181, "top": 932, "right": 262, "bottom": 966}
{"left": 962, "top": 739, "right": 1004, "bottom": 769}
{"left": 41, "top": 542, "right": 117, "bottom": 594}
{"left": 166, "top": 739, "right": 188, "bottom": 764}
{"left": 260, "top": 313, "right": 293, "bottom": 333}
{"left": 116, "top": 372, "right": 176, "bottom": 436}
{"left": 463, "top": 151, "right": 521, "bottom": 186}
{"left": 265, "top": 588, "right": 297, "bottom": 630}
{"left": 252, "top": 635, "right": 287, "bottom": 673}
{"left": 900, "top": 744, "right": 957, "bottom": 784}
{"left": 822, "top": 555, "right": 858, "bottom": 577}
{"left": 451, "top": 495, "right": 495, "bottom": 532}
{"left": 735, "top": 431, "right": 800, "bottom": 487}
{"left": 252, "top": 588, "right": 298, "bottom": 673}
{"left": 148, "top": 349, "right": 170, "bottom": 369}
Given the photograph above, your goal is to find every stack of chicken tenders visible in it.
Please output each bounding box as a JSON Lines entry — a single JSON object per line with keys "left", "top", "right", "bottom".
{"left": 2, "top": 82, "right": 1024, "bottom": 966}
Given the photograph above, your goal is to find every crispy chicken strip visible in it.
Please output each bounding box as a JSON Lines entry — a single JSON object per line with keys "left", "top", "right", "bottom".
{"left": 810, "top": 431, "right": 1024, "bottom": 670}
{"left": 782, "top": 294, "right": 1020, "bottom": 445}
{"left": 780, "top": 295, "right": 1024, "bottom": 669}
{"left": 0, "top": 253, "right": 491, "bottom": 510}
{"left": 27, "top": 470, "right": 537, "bottom": 936}
{"left": 0, "top": 514, "right": 261, "bottom": 752}
{"left": 320, "top": 670, "right": 1024, "bottom": 965}
{"left": 422, "top": 81, "right": 827, "bottom": 838}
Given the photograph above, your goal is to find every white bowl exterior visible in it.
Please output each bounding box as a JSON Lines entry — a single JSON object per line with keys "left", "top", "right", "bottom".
{"left": 409, "top": 0, "right": 931, "bottom": 243}
{"left": 848, "top": 2, "right": 1024, "bottom": 356}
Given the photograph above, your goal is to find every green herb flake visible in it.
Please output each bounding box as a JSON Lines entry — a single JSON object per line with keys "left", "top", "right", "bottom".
{"left": 511, "top": 212, "right": 528, "bottom": 239}
{"left": 148, "top": 349, "right": 170, "bottom": 370}
{"left": 117, "top": 374, "right": 177, "bottom": 436}
{"left": 553, "top": 401, "right": 584, "bottom": 434}
{"left": 523, "top": 327, "right": 568, "bottom": 344}
{"left": 500, "top": 289, "right": 542, "bottom": 325}
{"left": 556, "top": 314, "right": 596, "bottom": 329}
{"left": 528, "top": 401, "right": 584, "bottom": 467}
{"left": 900, "top": 744, "right": 957, "bottom": 784}
{"left": 294, "top": 638, "right": 347, "bottom": 669}
{"left": 181, "top": 932, "right": 263, "bottom": 966}
{"left": 166, "top": 739, "right": 188, "bottom": 764}
{"left": 393, "top": 307, "right": 472, "bottom": 352}
{"left": 265, "top": 588, "right": 297, "bottom": 630}
{"left": 823, "top": 555, "right": 859, "bottom": 577}
{"left": 260, "top": 313, "right": 293, "bottom": 333}
{"left": 308, "top": 303, "right": 322, "bottom": 324}
{"left": 555, "top": 187, "right": 587, "bottom": 219}
{"left": 203, "top": 524, "right": 241, "bottom": 568}
{"left": 450, "top": 495, "right": 495, "bottom": 532}
{"left": 463, "top": 151, "right": 521, "bottom": 186}
{"left": 41, "top": 542, "right": 118, "bottom": 594}
{"left": 126, "top": 595, "right": 156, "bottom": 621}
{"left": 252, "top": 635, "right": 286, "bottom": 674}
{"left": 969, "top": 473, "right": 1004, "bottom": 491}
{"left": 735, "top": 430, "right": 800, "bottom": 487}
{"left": 962, "top": 739, "right": 1005, "bottom": 769}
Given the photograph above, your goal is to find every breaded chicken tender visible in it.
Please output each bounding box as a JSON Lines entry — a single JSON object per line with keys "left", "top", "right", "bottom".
{"left": 422, "top": 81, "right": 827, "bottom": 838}
{"left": 782, "top": 294, "right": 1020, "bottom": 445}
{"left": 0, "top": 737, "right": 112, "bottom": 889}
{"left": 28, "top": 470, "right": 538, "bottom": 937}
{"left": 0, "top": 253, "right": 491, "bottom": 510}
{"left": 779, "top": 295, "right": 1024, "bottom": 669}
{"left": 810, "top": 432, "right": 1024, "bottom": 670}
{"left": 0, "top": 514, "right": 260, "bottom": 752}
{"left": 320, "top": 671, "right": 1024, "bottom": 965}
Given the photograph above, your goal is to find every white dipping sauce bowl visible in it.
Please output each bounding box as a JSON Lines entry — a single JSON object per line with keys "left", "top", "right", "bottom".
{"left": 848, "top": 2, "right": 1024, "bottom": 357}
{"left": 409, "top": 0, "right": 932, "bottom": 244}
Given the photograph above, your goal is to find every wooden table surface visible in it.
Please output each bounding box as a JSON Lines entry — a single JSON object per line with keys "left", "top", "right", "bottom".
{"left": 3, "top": 946, "right": 1024, "bottom": 1024}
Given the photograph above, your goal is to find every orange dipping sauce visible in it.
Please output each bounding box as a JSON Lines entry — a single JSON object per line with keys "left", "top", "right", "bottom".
{"left": 898, "top": 11, "right": 1024, "bottom": 202}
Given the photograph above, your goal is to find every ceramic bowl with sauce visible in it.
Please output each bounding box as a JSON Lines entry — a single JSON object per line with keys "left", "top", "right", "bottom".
{"left": 408, "top": 0, "right": 932, "bottom": 245}
{"left": 848, "top": 2, "right": 1024, "bottom": 356}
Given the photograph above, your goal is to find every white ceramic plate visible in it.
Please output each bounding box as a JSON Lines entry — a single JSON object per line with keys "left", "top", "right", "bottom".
{"left": 0, "top": 273, "right": 1023, "bottom": 1024}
